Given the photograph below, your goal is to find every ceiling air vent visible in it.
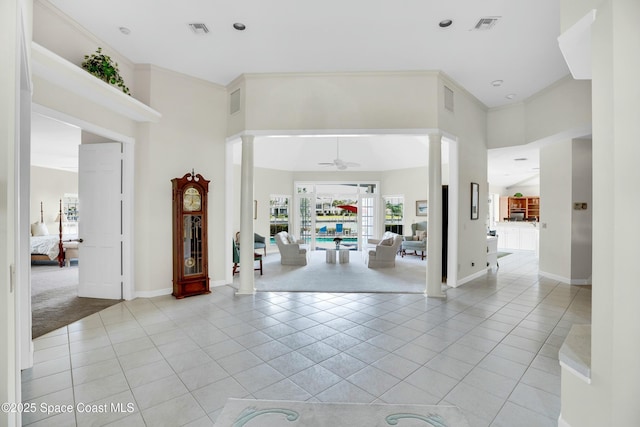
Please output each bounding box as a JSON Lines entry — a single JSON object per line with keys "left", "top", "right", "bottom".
{"left": 473, "top": 17, "right": 500, "bottom": 30}
{"left": 188, "top": 23, "right": 210, "bottom": 34}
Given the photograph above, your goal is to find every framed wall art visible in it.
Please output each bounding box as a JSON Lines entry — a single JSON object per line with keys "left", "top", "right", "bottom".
{"left": 416, "top": 200, "right": 428, "bottom": 216}
{"left": 470, "top": 182, "right": 479, "bottom": 220}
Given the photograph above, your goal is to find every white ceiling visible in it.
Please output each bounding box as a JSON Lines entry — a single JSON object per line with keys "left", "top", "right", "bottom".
{"left": 35, "top": 0, "right": 572, "bottom": 185}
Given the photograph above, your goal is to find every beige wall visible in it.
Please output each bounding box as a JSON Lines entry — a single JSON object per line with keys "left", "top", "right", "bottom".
{"left": 539, "top": 140, "right": 573, "bottom": 280}
{"left": 487, "top": 77, "right": 591, "bottom": 149}
{"left": 33, "top": 0, "right": 136, "bottom": 97}
{"left": 241, "top": 72, "right": 440, "bottom": 132}
{"left": 29, "top": 166, "right": 78, "bottom": 232}
{"left": 134, "top": 65, "right": 227, "bottom": 293}
{"left": 559, "top": 0, "right": 640, "bottom": 426}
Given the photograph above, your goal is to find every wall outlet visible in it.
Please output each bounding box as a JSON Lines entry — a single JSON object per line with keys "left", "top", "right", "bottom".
{"left": 471, "top": 262, "right": 475, "bottom": 267}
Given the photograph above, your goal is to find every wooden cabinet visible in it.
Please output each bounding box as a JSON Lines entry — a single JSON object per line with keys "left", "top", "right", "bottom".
{"left": 171, "top": 172, "right": 210, "bottom": 299}
{"left": 507, "top": 196, "right": 540, "bottom": 221}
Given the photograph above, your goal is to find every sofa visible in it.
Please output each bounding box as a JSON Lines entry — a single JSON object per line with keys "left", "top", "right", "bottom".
{"left": 274, "top": 231, "right": 309, "bottom": 266}
{"left": 401, "top": 221, "right": 427, "bottom": 259}
{"left": 366, "top": 232, "right": 402, "bottom": 268}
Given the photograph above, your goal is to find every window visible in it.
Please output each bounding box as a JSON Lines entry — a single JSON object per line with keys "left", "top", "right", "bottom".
{"left": 383, "top": 195, "right": 404, "bottom": 235}
{"left": 269, "top": 195, "right": 290, "bottom": 243}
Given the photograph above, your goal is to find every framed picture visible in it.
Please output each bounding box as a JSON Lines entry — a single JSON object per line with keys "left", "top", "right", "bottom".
{"left": 254, "top": 200, "right": 257, "bottom": 219}
{"left": 416, "top": 200, "right": 428, "bottom": 216}
{"left": 470, "top": 182, "right": 479, "bottom": 220}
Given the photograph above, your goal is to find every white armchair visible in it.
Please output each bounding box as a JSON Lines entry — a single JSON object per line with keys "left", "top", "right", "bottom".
{"left": 274, "top": 231, "right": 308, "bottom": 266}
{"left": 367, "top": 232, "right": 402, "bottom": 268}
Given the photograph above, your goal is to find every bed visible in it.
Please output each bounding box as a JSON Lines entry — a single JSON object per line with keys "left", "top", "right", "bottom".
{"left": 30, "top": 201, "right": 79, "bottom": 267}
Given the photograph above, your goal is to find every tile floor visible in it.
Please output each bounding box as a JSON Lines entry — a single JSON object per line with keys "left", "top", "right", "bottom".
{"left": 22, "top": 251, "right": 591, "bottom": 426}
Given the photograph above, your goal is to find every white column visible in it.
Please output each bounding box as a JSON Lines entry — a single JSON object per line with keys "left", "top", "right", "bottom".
{"left": 426, "top": 133, "right": 446, "bottom": 298}
{"left": 237, "top": 135, "right": 255, "bottom": 295}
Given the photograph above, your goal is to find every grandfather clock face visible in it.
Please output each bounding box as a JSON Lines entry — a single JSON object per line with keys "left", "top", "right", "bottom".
{"left": 183, "top": 187, "right": 201, "bottom": 212}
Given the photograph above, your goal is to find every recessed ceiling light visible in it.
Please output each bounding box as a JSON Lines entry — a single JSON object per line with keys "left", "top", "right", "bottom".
{"left": 439, "top": 19, "right": 453, "bottom": 28}
{"left": 491, "top": 80, "right": 503, "bottom": 87}
{"left": 514, "top": 158, "right": 528, "bottom": 161}
{"left": 233, "top": 22, "right": 246, "bottom": 31}
{"left": 506, "top": 93, "right": 516, "bottom": 99}
{"left": 119, "top": 27, "right": 131, "bottom": 35}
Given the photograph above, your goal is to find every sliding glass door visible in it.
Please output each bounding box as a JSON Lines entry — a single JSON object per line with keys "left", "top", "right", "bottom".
{"left": 294, "top": 182, "right": 379, "bottom": 251}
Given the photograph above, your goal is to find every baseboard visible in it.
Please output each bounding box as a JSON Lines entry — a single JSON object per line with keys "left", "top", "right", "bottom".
{"left": 211, "top": 279, "right": 226, "bottom": 288}
{"left": 539, "top": 270, "right": 591, "bottom": 285}
{"left": 453, "top": 268, "right": 488, "bottom": 287}
{"left": 135, "top": 280, "right": 227, "bottom": 298}
{"left": 135, "top": 287, "right": 172, "bottom": 298}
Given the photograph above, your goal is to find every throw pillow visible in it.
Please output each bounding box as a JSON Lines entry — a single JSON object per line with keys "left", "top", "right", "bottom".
{"left": 287, "top": 234, "right": 296, "bottom": 244}
{"left": 31, "top": 221, "right": 49, "bottom": 237}
{"left": 380, "top": 237, "right": 394, "bottom": 246}
{"left": 415, "top": 230, "right": 426, "bottom": 241}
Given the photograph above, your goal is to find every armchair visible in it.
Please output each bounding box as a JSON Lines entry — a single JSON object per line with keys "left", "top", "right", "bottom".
{"left": 235, "top": 231, "right": 267, "bottom": 256}
{"left": 367, "top": 232, "right": 402, "bottom": 268}
{"left": 274, "top": 231, "right": 308, "bottom": 266}
{"left": 232, "top": 240, "right": 263, "bottom": 275}
{"left": 401, "top": 221, "right": 427, "bottom": 260}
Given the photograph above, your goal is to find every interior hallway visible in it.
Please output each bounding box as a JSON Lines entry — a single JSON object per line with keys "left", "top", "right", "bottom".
{"left": 21, "top": 251, "right": 591, "bottom": 426}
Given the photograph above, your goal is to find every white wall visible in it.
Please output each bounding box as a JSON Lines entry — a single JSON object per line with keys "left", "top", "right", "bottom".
{"left": 571, "top": 139, "right": 592, "bottom": 280}
{"left": 539, "top": 140, "right": 572, "bottom": 280}
{"left": 559, "top": 1, "right": 640, "bottom": 425}
{"left": 487, "top": 77, "right": 591, "bottom": 149}
{"left": 133, "top": 65, "right": 227, "bottom": 294}
{"left": 33, "top": 1, "right": 136, "bottom": 97}
{"left": 506, "top": 185, "right": 540, "bottom": 197}
{"left": 1, "top": 0, "right": 19, "bottom": 423}
{"left": 242, "top": 72, "right": 440, "bottom": 132}
{"left": 29, "top": 166, "right": 78, "bottom": 232}
{"left": 382, "top": 167, "right": 429, "bottom": 225}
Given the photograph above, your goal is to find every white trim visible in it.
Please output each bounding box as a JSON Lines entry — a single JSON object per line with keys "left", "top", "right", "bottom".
{"left": 226, "top": 128, "right": 442, "bottom": 142}
{"left": 539, "top": 270, "right": 591, "bottom": 285}
{"left": 558, "top": 414, "right": 571, "bottom": 427}
{"left": 135, "top": 288, "right": 172, "bottom": 299}
{"left": 559, "top": 360, "right": 592, "bottom": 384}
{"left": 31, "top": 43, "right": 161, "bottom": 123}
{"left": 454, "top": 268, "right": 487, "bottom": 287}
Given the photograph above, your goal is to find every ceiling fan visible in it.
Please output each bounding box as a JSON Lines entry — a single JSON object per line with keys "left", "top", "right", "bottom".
{"left": 318, "top": 138, "right": 360, "bottom": 170}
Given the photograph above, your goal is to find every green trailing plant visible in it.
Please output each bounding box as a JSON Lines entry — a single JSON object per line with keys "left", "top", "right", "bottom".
{"left": 81, "top": 47, "right": 131, "bottom": 95}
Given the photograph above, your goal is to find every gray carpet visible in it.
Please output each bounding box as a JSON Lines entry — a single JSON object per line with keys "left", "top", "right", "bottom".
{"left": 31, "top": 265, "right": 121, "bottom": 338}
{"left": 239, "top": 250, "right": 428, "bottom": 293}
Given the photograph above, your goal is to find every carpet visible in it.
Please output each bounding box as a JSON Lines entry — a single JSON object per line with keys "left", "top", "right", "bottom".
{"left": 216, "top": 399, "right": 470, "bottom": 426}
{"left": 238, "top": 251, "right": 428, "bottom": 293}
{"left": 31, "top": 265, "right": 121, "bottom": 338}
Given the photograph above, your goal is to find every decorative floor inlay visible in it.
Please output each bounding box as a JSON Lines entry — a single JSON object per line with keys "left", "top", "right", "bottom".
{"left": 216, "top": 399, "right": 470, "bottom": 426}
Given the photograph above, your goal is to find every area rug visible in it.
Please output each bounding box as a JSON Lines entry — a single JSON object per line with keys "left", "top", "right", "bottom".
{"left": 216, "top": 399, "right": 470, "bottom": 426}
{"left": 242, "top": 251, "right": 428, "bottom": 294}
{"left": 497, "top": 252, "right": 512, "bottom": 258}
{"left": 31, "top": 265, "right": 121, "bottom": 338}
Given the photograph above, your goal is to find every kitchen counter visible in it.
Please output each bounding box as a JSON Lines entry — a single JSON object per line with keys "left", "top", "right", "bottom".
{"left": 495, "top": 222, "right": 539, "bottom": 252}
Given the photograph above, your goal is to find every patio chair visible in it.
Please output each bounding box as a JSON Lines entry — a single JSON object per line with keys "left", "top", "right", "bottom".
{"left": 335, "top": 223, "right": 343, "bottom": 235}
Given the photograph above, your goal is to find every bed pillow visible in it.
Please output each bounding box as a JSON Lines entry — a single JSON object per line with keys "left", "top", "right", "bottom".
{"left": 31, "top": 221, "right": 49, "bottom": 237}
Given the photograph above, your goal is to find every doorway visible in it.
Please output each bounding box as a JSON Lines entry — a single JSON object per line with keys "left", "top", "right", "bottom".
{"left": 26, "top": 108, "right": 134, "bottom": 340}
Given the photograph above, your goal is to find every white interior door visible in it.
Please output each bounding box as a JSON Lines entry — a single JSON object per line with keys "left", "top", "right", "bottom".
{"left": 78, "top": 142, "right": 122, "bottom": 299}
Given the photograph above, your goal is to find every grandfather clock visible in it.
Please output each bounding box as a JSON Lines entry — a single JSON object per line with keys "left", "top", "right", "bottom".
{"left": 171, "top": 171, "right": 210, "bottom": 298}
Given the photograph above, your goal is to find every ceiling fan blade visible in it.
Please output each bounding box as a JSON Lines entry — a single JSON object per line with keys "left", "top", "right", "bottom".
{"left": 317, "top": 162, "right": 334, "bottom": 166}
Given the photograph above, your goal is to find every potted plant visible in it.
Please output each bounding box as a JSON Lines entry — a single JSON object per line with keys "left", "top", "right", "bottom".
{"left": 81, "top": 47, "right": 131, "bottom": 95}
